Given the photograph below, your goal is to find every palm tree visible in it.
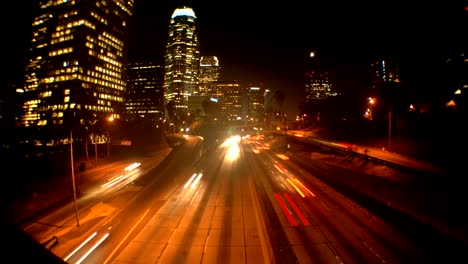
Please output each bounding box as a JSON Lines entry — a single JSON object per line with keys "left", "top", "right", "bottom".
{"left": 266, "top": 89, "right": 286, "bottom": 128}
{"left": 272, "top": 89, "right": 286, "bottom": 113}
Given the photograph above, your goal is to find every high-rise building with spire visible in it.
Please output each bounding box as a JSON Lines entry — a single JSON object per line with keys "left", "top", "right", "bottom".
{"left": 20, "top": 0, "right": 134, "bottom": 142}
{"left": 163, "top": 6, "right": 200, "bottom": 119}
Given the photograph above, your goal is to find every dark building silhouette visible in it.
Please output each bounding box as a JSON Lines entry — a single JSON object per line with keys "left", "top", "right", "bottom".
{"left": 301, "top": 50, "right": 337, "bottom": 124}
{"left": 126, "top": 59, "right": 165, "bottom": 123}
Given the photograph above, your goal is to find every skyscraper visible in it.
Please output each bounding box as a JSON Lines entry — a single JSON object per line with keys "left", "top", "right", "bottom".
{"left": 212, "top": 81, "right": 242, "bottom": 124}
{"left": 199, "top": 56, "right": 220, "bottom": 96}
{"left": 126, "top": 58, "right": 164, "bottom": 123}
{"left": 304, "top": 51, "right": 335, "bottom": 101}
{"left": 368, "top": 56, "right": 402, "bottom": 122}
{"left": 20, "top": 0, "right": 134, "bottom": 142}
{"left": 163, "top": 6, "right": 200, "bottom": 119}
{"left": 301, "top": 50, "right": 337, "bottom": 123}
{"left": 245, "top": 82, "right": 265, "bottom": 126}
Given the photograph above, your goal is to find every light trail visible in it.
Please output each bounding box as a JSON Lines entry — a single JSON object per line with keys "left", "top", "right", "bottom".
{"left": 191, "top": 172, "right": 203, "bottom": 189}
{"left": 75, "top": 233, "right": 110, "bottom": 264}
{"left": 274, "top": 193, "right": 298, "bottom": 226}
{"left": 64, "top": 232, "right": 98, "bottom": 261}
{"left": 184, "top": 173, "right": 198, "bottom": 189}
{"left": 287, "top": 178, "right": 305, "bottom": 197}
{"left": 284, "top": 193, "right": 310, "bottom": 226}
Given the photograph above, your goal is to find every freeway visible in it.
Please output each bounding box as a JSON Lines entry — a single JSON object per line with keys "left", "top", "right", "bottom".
{"left": 11, "top": 133, "right": 467, "bottom": 263}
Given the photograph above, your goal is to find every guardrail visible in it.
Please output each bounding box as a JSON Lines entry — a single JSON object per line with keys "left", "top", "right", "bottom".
{"left": 277, "top": 131, "right": 437, "bottom": 176}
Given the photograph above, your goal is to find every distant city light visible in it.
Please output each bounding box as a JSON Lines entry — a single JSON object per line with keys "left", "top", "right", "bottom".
{"left": 446, "top": 100, "right": 456, "bottom": 107}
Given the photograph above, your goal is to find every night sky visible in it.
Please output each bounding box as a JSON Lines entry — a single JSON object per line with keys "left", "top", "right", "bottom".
{"left": 4, "top": 1, "right": 466, "bottom": 118}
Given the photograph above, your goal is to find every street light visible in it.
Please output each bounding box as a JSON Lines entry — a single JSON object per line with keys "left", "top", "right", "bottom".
{"left": 70, "top": 129, "right": 80, "bottom": 227}
{"left": 107, "top": 116, "right": 114, "bottom": 158}
{"left": 93, "top": 115, "right": 114, "bottom": 164}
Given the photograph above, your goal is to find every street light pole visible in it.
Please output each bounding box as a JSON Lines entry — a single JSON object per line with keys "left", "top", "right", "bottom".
{"left": 107, "top": 138, "right": 110, "bottom": 158}
{"left": 94, "top": 134, "right": 98, "bottom": 164}
{"left": 70, "top": 130, "right": 80, "bottom": 227}
{"left": 106, "top": 116, "right": 114, "bottom": 158}
{"left": 388, "top": 108, "right": 392, "bottom": 151}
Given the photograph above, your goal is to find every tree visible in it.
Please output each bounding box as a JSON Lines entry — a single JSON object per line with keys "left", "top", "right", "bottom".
{"left": 268, "top": 89, "right": 286, "bottom": 128}
{"left": 271, "top": 89, "right": 285, "bottom": 113}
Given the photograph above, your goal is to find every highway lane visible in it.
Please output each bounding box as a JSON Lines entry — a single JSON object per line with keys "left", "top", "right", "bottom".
{"left": 251, "top": 134, "right": 427, "bottom": 263}
{"left": 243, "top": 134, "right": 466, "bottom": 263}
{"left": 22, "top": 160, "right": 148, "bottom": 245}
{"left": 53, "top": 135, "right": 204, "bottom": 263}
{"left": 95, "top": 135, "right": 269, "bottom": 263}
{"left": 76, "top": 134, "right": 417, "bottom": 263}
{"left": 250, "top": 134, "right": 467, "bottom": 263}
{"left": 243, "top": 135, "right": 402, "bottom": 263}
{"left": 20, "top": 132, "right": 467, "bottom": 263}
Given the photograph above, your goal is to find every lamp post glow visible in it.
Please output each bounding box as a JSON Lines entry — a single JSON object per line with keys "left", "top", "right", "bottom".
{"left": 70, "top": 130, "right": 80, "bottom": 227}
{"left": 107, "top": 116, "right": 114, "bottom": 158}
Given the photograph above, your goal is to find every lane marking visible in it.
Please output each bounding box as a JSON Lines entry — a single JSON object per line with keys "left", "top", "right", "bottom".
{"left": 103, "top": 208, "right": 150, "bottom": 264}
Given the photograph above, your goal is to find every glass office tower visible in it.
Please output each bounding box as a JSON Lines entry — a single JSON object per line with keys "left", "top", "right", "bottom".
{"left": 163, "top": 6, "right": 200, "bottom": 119}
{"left": 21, "top": 0, "right": 134, "bottom": 143}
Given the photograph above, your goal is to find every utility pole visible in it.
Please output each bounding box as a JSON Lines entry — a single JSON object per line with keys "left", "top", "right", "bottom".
{"left": 70, "top": 130, "right": 80, "bottom": 227}
{"left": 94, "top": 134, "right": 98, "bottom": 164}
{"left": 388, "top": 108, "right": 392, "bottom": 151}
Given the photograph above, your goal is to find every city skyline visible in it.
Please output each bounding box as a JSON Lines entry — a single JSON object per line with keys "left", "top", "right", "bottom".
{"left": 3, "top": 1, "right": 466, "bottom": 119}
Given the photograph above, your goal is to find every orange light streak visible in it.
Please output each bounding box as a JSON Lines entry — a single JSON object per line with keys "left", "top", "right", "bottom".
{"left": 273, "top": 163, "right": 286, "bottom": 174}
{"left": 287, "top": 178, "right": 305, "bottom": 197}
{"left": 276, "top": 153, "right": 290, "bottom": 160}
{"left": 293, "top": 178, "right": 316, "bottom": 197}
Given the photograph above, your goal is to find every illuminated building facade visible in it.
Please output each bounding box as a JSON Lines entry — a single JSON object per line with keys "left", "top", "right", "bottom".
{"left": 126, "top": 59, "right": 164, "bottom": 123}
{"left": 370, "top": 58, "right": 401, "bottom": 90}
{"left": 366, "top": 56, "right": 402, "bottom": 121}
{"left": 304, "top": 51, "right": 336, "bottom": 101}
{"left": 163, "top": 6, "right": 200, "bottom": 118}
{"left": 211, "top": 81, "right": 242, "bottom": 124}
{"left": 245, "top": 83, "right": 265, "bottom": 125}
{"left": 21, "top": 0, "right": 133, "bottom": 141}
{"left": 199, "top": 56, "right": 220, "bottom": 96}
